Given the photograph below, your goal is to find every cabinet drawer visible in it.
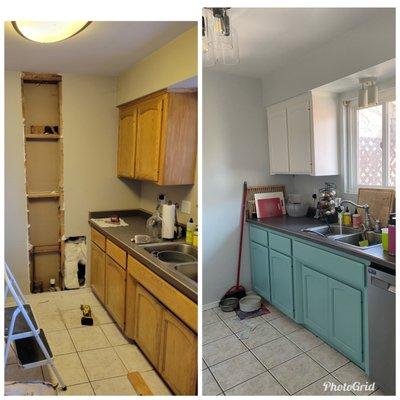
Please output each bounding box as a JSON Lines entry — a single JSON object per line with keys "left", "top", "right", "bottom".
{"left": 249, "top": 225, "right": 268, "bottom": 247}
{"left": 293, "top": 241, "right": 365, "bottom": 289}
{"left": 269, "top": 232, "right": 291, "bottom": 255}
{"left": 91, "top": 228, "right": 106, "bottom": 251}
{"left": 106, "top": 239, "right": 126, "bottom": 268}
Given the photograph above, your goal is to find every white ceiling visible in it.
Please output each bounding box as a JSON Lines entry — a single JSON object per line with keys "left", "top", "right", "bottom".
{"left": 5, "top": 21, "right": 195, "bottom": 76}
{"left": 210, "top": 8, "right": 394, "bottom": 79}
{"left": 317, "top": 59, "right": 395, "bottom": 93}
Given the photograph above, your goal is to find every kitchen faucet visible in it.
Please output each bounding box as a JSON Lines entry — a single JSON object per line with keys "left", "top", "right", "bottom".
{"left": 339, "top": 200, "right": 373, "bottom": 231}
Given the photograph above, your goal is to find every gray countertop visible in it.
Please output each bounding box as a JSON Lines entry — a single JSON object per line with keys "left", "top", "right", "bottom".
{"left": 247, "top": 216, "right": 395, "bottom": 275}
{"left": 88, "top": 209, "right": 197, "bottom": 302}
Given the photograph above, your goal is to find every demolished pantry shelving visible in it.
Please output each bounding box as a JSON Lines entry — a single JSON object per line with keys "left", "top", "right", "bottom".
{"left": 21, "top": 72, "right": 65, "bottom": 292}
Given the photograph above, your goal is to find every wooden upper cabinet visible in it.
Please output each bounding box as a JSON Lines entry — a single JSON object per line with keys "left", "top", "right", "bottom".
{"left": 117, "top": 106, "right": 137, "bottom": 178}
{"left": 135, "top": 95, "right": 164, "bottom": 181}
{"left": 116, "top": 90, "right": 197, "bottom": 185}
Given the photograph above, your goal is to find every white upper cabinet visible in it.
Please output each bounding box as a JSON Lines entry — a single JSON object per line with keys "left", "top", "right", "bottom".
{"left": 267, "top": 104, "right": 289, "bottom": 173}
{"left": 267, "top": 92, "right": 338, "bottom": 176}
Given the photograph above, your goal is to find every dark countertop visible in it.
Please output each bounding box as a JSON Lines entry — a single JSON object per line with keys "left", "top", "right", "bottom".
{"left": 88, "top": 209, "right": 197, "bottom": 302}
{"left": 247, "top": 216, "right": 395, "bottom": 275}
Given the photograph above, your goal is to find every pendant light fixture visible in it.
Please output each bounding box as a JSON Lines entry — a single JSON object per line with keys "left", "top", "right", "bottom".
{"left": 202, "top": 8, "right": 239, "bottom": 67}
{"left": 12, "top": 21, "right": 91, "bottom": 43}
{"left": 358, "top": 77, "right": 378, "bottom": 108}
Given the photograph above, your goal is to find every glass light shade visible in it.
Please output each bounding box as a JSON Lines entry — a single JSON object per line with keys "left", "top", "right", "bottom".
{"left": 215, "top": 28, "right": 239, "bottom": 65}
{"left": 12, "top": 21, "right": 90, "bottom": 43}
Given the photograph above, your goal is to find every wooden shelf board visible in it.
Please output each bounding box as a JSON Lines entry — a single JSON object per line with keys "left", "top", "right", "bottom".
{"left": 27, "top": 191, "right": 60, "bottom": 199}
{"left": 32, "top": 244, "right": 60, "bottom": 254}
{"left": 25, "top": 134, "right": 60, "bottom": 140}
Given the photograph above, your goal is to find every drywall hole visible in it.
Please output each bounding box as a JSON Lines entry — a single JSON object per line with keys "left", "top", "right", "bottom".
{"left": 64, "top": 236, "right": 86, "bottom": 290}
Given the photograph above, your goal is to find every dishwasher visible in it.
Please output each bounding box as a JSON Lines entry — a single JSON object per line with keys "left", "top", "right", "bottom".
{"left": 367, "top": 264, "right": 395, "bottom": 395}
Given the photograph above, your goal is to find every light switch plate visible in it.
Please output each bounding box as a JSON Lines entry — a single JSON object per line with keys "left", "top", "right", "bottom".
{"left": 181, "top": 200, "right": 191, "bottom": 214}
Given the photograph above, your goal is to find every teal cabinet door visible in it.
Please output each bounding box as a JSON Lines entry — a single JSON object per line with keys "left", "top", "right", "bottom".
{"left": 301, "top": 265, "right": 330, "bottom": 338}
{"left": 250, "top": 242, "right": 271, "bottom": 301}
{"left": 269, "top": 250, "right": 294, "bottom": 317}
{"left": 329, "top": 278, "right": 363, "bottom": 364}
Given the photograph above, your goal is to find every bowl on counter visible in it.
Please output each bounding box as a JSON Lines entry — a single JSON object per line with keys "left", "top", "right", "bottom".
{"left": 286, "top": 202, "right": 309, "bottom": 217}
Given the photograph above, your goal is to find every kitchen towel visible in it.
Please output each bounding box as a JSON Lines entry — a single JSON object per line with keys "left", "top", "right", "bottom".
{"left": 90, "top": 218, "right": 128, "bottom": 228}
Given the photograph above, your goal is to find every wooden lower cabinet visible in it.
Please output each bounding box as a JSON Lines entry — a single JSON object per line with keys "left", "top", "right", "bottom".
{"left": 124, "top": 271, "right": 136, "bottom": 340}
{"left": 134, "top": 284, "right": 162, "bottom": 367}
{"left": 105, "top": 256, "right": 126, "bottom": 328}
{"left": 159, "top": 309, "right": 197, "bottom": 395}
{"left": 90, "top": 242, "right": 106, "bottom": 303}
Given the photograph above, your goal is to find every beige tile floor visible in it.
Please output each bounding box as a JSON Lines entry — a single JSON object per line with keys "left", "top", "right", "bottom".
{"left": 5, "top": 288, "right": 171, "bottom": 396}
{"left": 203, "top": 302, "right": 383, "bottom": 396}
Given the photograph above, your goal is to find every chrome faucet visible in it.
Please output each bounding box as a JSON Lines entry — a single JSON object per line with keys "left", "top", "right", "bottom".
{"left": 339, "top": 200, "right": 373, "bottom": 231}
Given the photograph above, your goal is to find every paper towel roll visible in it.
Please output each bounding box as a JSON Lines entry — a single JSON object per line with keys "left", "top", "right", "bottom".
{"left": 162, "top": 204, "right": 175, "bottom": 239}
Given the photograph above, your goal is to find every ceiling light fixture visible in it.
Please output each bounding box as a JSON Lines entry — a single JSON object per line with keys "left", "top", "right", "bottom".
{"left": 202, "top": 8, "right": 239, "bottom": 67}
{"left": 12, "top": 21, "right": 91, "bottom": 43}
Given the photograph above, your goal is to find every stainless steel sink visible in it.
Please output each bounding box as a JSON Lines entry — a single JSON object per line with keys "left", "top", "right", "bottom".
{"left": 173, "top": 263, "right": 197, "bottom": 282}
{"left": 140, "top": 242, "right": 198, "bottom": 282}
{"left": 140, "top": 243, "right": 197, "bottom": 261}
{"left": 301, "top": 225, "right": 360, "bottom": 236}
{"left": 333, "top": 231, "right": 382, "bottom": 249}
{"left": 301, "top": 224, "right": 382, "bottom": 250}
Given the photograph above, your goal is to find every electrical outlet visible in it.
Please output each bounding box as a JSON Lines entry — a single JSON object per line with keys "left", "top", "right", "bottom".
{"left": 181, "top": 200, "right": 191, "bottom": 214}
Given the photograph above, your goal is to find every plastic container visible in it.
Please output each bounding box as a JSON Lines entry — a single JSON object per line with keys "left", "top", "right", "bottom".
{"left": 343, "top": 207, "right": 352, "bottom": 226}
{"left": 220, "top": 297, "right": 238, "bottom": 312}
{"left": 381, "top": 228, "right": 389, "bottom": 251}
{"left": 186, "top": 218, "right": 195, "bottom": 245}
{"left": 352, "top": 209, "right": 362, "bottom": 228}
{"left": 193, "top": 227, "right": 198, "bottom": 248}
{"left": 286, "top": 203, "right": 308, "bottom": 217}
{"left": 239, "top": 294, "right": 261, "bottom": 312}
{"left": 388, "top": 213, "right": 396, "bottom": 256}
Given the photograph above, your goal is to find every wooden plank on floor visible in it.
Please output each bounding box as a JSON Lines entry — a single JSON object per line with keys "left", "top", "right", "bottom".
{"left": 127, "top": 372, "right": 153, "bottom": 396}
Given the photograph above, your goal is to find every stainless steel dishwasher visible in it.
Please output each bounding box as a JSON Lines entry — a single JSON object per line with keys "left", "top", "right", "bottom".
{"left": 367, "top": 264, "right": 395, "bottom": 395}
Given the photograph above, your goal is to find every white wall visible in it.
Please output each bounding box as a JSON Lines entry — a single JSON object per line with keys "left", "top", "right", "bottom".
{"left": 262, "top": 11, "right": 395, "bottom": 107}
{"left": 203, "top": 71, "right": 294, "bottom": 305}
{"left": 5, "top": 72, "right": 141, "bottom": 293}
{"left": 5, "top": 71, "right": 30, "bottom": 293}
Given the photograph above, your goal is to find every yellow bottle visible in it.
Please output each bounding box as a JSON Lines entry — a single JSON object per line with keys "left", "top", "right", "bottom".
{"left": 186, "top": 218, "right": 195, "bottom": 245}
{"left": 193, "top": 227, "right": 198, "bottom": 248}
{"left": 343, "top": 207, "right": 352, "bottom": 226}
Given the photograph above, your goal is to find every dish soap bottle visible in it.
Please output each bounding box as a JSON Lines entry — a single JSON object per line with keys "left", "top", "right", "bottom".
{"left": 343, "top": 207, "right": 352, "bottom": 226}
{"left": 193, "top": 226, "right": 198, "bottom": 248}
{"left": 352, "top": 209, "right": 361, "bottom": 228}
{"left": 186, "top": 218, "right": 195, "bottom": 245}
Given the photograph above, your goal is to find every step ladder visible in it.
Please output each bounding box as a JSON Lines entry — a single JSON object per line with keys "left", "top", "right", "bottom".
{"left": 4, "top": 263, "right": 67, "bottom": 391}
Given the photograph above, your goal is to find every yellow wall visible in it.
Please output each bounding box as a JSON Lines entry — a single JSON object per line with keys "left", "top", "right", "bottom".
{"left": 116, "top": 26, "right": 197, "bottom": 105}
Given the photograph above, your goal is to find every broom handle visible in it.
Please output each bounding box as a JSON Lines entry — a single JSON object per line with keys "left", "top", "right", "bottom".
{"left": 236, "top": 181, "right": 247, "bottom": 288}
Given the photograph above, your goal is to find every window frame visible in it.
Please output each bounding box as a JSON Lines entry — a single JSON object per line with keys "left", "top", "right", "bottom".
{"left": 345, "top": 87, "right": 395, "bottom": 194}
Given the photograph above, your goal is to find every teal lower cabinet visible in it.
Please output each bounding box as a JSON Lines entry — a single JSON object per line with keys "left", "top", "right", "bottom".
{"left": 329, "top": 278, "right": 363, "bottom": 365}
{"left": 250, "top": 241, "right": 271, "bottom": 301}
{"left": 269, "top": 250, "right": 294, "bottom": 318}
{"left": 301, "top": 265, "right": 330, "bottom": 338}
{"left": 248, "top": 223, "right": 368, "bottom": 371}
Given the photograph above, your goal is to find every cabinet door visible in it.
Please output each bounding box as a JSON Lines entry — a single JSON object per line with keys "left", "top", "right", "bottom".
{"left": 90, "top": 242, "right": 106, "bottom": 303}
{"left": 124, "top": 272, "right": 137, "bottom": 340}
{"left": 329, "top": 278, "right": 363, "bottom": 364}
{"left": 250, "top": 242, "right": 271, "bottom": 301}
{"left": 135, "top": 96, "right": 164, "bottom": 181}
{"left": 105, "top": 256, "right": 126, "bottom": 328}
{"left": 117, "top": 107, "right": 137, "bottom": 178}
{"left": 301, "top": 265, "right": 330, "bottom": 338}
{"left": 134, "top": 284, "right": 162, "bottom": 367}
{"left": 269, "top": 250, "right": 294, "bottom": 317}
{"left": 287, "top": 98, "right": 312, "bottom": 174}
{"left": 159, "top": 309, "right": 197, "bottom": 395}
{"left": 267, "top": 105, "right": 290, "bottom": 174}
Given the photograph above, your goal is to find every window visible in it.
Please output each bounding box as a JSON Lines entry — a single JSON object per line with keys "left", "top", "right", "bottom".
{"left": 346, "top": 91, "right": 396, "bottom": 193}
